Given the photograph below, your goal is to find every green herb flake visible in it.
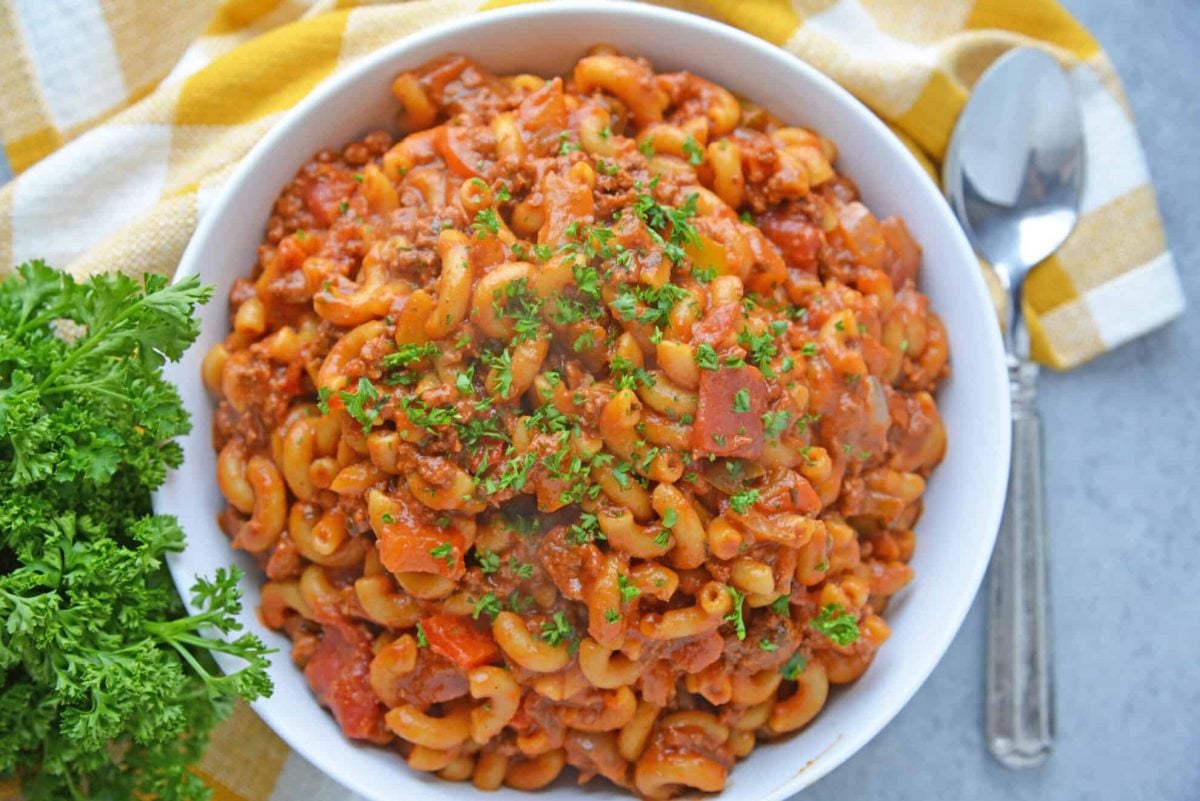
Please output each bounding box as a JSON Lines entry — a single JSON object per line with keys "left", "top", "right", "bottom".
{"left": 539, "top": 611, "right": 577, "bottom": 648}
{"left": 617, "top": 574, "right": 641, "bottom": 603}
{"left": 476, "top": 549, "right": 501, "bottom": 574}
{"left": 724, "top": 586, "right": 747, "bottom": 640}
{"left": 780, "top": 653, "right": 808, "bottom": 680}
{"left": 811, "top": 603, "right": 860, "bottom": 646}
{"left": 694, "top": 342, "right": 720, "bottom": 371}
{"left": 471, "top": 593, "right": 503, "bottom": 620}
{"left": 430, "top": 542, "right": 455, "bottom": 568}
{"left": 338, "top": 376, "right": 381, "bottom": 433}
{"left": 472, "top": 207, "right": 501, "bottom": 238}
{"left": 728, "top": 489, "right": 759, "bottom": 514}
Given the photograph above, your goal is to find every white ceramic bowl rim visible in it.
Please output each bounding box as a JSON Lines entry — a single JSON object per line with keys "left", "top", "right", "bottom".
{"left": 158, "top": 4, "right": 1010, "bottom": 800}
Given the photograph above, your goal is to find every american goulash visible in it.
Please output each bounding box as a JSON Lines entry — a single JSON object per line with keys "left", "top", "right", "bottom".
{"left": 204, "top": 48, "right": 948, "bottom": 798}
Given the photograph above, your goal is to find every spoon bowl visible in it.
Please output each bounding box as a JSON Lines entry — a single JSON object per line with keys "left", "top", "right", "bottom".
{"left": 945, "top": 48, "right": 1085, "bottom": 348}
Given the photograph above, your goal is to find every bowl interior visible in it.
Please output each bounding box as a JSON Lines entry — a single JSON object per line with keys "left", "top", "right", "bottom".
{"left": 157, "top": 5, "right": 1009, "bottom": 801}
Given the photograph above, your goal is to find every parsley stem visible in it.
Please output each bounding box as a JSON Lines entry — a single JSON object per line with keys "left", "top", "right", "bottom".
{"left": 37, "top": 283, "right": 169, "bottom": 391}
{"left": 40, "top": 381, "right": 134, "bottom": 401}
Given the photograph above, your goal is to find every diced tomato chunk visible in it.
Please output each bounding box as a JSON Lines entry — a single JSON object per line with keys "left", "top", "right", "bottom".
{"left": 694, "top": 366, "right": 767, "bottom": 459}
{"left": 438, "top": 124, "right": 489, "bottom": 179}
{"left": 692, "top": 302, "right": 741, "bottom": 348}
{"left": 298, "top": 165, "right": 357, "bottom": 227}
{"left": 758, "top": 211, "right": 824, "bottom": 272}
{"left": 832, "top": 201, "right": 887, "bottom": 271}
{"left": 304, "top": 623, "right": 387, "bottom": 742}
{"left": 375, "top": 492, "right": 467, "bottom": 580}
{"left": 756, "top": 469, "right": 821, "bottom": 515}
{"left": 421, "top": 613, "right": 500, "bottom": 669}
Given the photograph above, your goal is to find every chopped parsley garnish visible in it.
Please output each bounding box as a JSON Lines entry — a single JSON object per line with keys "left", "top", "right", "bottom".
{"left": 479, "top": 450, "right": 537, "bottom": 495}
{"left": 612, "top": 282, "right": 690, "bottom": 329}
{"left": 481, "top": 347, "right": 514, "bottom": 397}
{"left": 455, "top": 413, "right": 508, "bottom": 450}
{"left": 801, "top": 342, "right": 818, "bottom": 357}
{"left": 572, "top": 331, "right": 595, "bottom": 352}
{"left": 762, "top": 410, "right": 790, "bottom": 441}
{"left": 508, "top": 556, "right": 534, "bottom": 580}
{"left": 493, "top": 277, "right": 545, "bottom": 343}
{"left": 507, "top": 591, "right": 535, "bottom": 614}
{"left": 758, "top": 638, "right": 779, "bottom": 652}
{"left": 476, "top": 549, "right": 501, "bottom": 574}
{"left": 472, "top": 207, "right": 501, "bottom": 238}
{"left": 471, "top": 592, "right": 503, "bottom": 620}
{"left": 728, "top": 489, "right": 760, "bottom": 514}
{"left": 811, "top": 603, "right": 860, "bottom": 646}
{"left": 558, "top": 132, "right": 580, "bottom": 155}
{"left": 415, "top": 622, "right": 429, "bottom": 648}
{"left": 732, "top": 388, "right": 751, "bottom": 413}
{"left": 617, "top": 574, "right": 641, "bottom": 603}
{"left": 694, "top": 342, "right": 719, "bottom": 371}
{"left": 682, "top": 134, "right": 704, "bottom": 166}
{"left": 338, "top": 377, "right": 380, "bottom": 433}
{"left": 605, "top": 609, "right": 621, "bottom": 623}
{"left": 691, "top": 264, "right": 717, "bottom": 283}
{"left": 573, "top": 258, "right": 603, "bottom": 298}
{"left": 317, "top": 386, "right": 333, "bottom": 414}
{"left": 780, "top": 653, "right": 808, "bottom": 680}
{"left": 610, "top": 355, "right": 657, "bottom": 391}
{"left": 638, "top": 137, "right": 656, "bottom": 158}
{"left": 540, "top": 611, "right": 577, "bottom": 648}
{"left": 400, "top": 396, "right": 459, "bottom": 431}
{"left": 724, "top": 586, "right": 747, "bottom": 640}
{"left": 631, "top": 191, "right": 701, "bottom": 266}
{"left": 567, "top": 512, "right": 603, "bottom": 545}
{"left": 455, "top": 367, "right": 474, "bottom": 396}
{"left": 654, "top": 506, "right": 677, "bottom": 548}
{"left": 769, "top": 594, "right": 791, "bottom": 616}
{"left": 738, "top": 328, "right": 778, "bottom": 371}
{"left": 429, "top": 542, "right": 455, "bottom": 567}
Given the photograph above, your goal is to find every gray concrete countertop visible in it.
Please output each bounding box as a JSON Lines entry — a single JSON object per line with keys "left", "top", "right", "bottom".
{"left": 805, "top": 2, "right": 1200, "bottom": 799}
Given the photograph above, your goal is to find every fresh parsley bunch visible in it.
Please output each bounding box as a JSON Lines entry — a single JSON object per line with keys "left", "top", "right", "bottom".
{"left": 0, "top": 261, "right": 272, "bottom": 800}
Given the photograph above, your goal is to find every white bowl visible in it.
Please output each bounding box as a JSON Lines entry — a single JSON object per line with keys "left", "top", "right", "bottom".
{"left": 156, "top": 4, "right": 1010, "bottom": 799}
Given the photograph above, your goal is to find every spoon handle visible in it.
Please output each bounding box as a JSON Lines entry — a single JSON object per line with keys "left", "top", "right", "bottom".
{"left": 986, "top": 357, "right": 1054, "bottom": 768}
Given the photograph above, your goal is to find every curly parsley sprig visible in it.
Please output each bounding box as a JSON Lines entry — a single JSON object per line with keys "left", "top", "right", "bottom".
{"left": 0, "top": 261, "right": 272, "bottom": 801}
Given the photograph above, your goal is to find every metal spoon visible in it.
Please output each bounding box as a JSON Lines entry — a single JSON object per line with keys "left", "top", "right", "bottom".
{"left": 943, "top": 48, "right": 1084, "bottom": 768}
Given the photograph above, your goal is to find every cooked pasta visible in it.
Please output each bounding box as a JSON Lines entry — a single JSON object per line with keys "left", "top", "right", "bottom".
{"left": 207, "top": 48, "right": 948, "bottom": 798}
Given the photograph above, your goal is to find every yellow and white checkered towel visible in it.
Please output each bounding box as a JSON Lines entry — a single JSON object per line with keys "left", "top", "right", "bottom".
{"left": 0, "top": 1, "right": 1183, "bottom": 798}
